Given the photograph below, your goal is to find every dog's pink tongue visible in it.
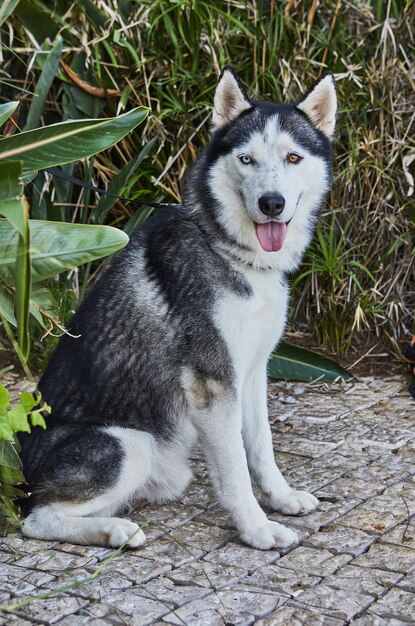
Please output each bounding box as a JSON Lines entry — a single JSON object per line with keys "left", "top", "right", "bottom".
{"left": 256, "top": 222, "right": 287, "bottom": 252}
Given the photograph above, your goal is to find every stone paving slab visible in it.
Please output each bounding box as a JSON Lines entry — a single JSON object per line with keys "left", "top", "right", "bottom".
{"left": 0, "top": 375, "right": 414, "bottom": 625}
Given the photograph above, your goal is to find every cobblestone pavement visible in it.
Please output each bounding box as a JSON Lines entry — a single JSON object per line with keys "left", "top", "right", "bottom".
{"left": 1, "top": 375, "right": 414, "bottom": 625}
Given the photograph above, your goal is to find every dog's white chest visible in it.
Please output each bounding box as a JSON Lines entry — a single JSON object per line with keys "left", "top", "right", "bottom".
{"left": 215, "top": 270, "right": 288, "bottom": 385}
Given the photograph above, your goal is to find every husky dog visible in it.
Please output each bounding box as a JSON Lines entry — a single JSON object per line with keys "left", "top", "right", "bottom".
{"left": 20, "top": 68, "right": 336, "bottom": 550}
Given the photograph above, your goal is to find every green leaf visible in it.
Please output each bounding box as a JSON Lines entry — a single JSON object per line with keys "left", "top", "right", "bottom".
{"left": 0, "top": 494, "right": 22, "bottom": 526}
{"left": 62, "top": 53, "right": 106, "bottom": 120}
{"left": 0, "top": 408, "right": 14, "bottom": 440}
{"left": 0, "top": 439, "right": 21, "bottom": 469}
{"left": 29, "top": 301, "right": 44, "bottom": 327}
{"left": 30, "top": 285, "right": 58, "bottom": 327}
{"left": 0, "top": 283, "right": 57, "bottom": 329}
{"left": 0, "top": 463, "right": 25, "bottom": 483}
{"left": 0, "top": 0, "right": 20, "bottom": 27}
{"left": 0, "top": 386, "right": 10, "bottom": 411}
{"left": 14, "top": 199, "right": 31, "bottom": 361}
{"left": 74, "top": 0, "right": 108, "bottom": 29}
{"left": 0, "top": 107, "right": 149, "bottom": 173}
{"left": 31, "top": 286, "right": 57, "bottom": 313}
{"left": 30, "top": 410, "right": 46, "bottom": 429}
{"left": 0, "top": 219, "right": 129, "bottom": 283}
{"left": 0, "top": 422, "right": 14, "bottom": 441}
{"left": 268, "top": 342, "right": 354, "bottom": 383}
{"left": 94, "top": 137, "right": 157, "bottom": 223}
{"left": 0, "top": 284, "right": 17, "bottom": 325}
{"left": 0, "top": 160, "right": 31, "bottom": 359}
{"left": 13, "top": 431, "right": 22, "bottom": 453}
{"left": 0, "top": 161, "right": 25, "bottom": 237}
{"left": 0, "top": 101, "right": 18, "bottom": 130}
{"left": 2, "top": 484, "right": 27, "bottom": 498}
{"left": 7, "top": 405, "right": 31, "bottom": 433}
{"left": 24, "top": 36, "right": 63, "bottom": 131}
{"left": 19, "top": 391, "right": 36, "bottom": 412}
{"left": 13, "top": 0, "right": 60, "bottom": 44}
{"left": 21, "top": 170, "right": 37, "bottom": 185}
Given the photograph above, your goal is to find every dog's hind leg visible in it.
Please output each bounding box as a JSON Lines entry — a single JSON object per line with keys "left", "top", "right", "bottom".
{"left": 22, "top": 426, "right": 155, "bottom": 548}
{"left": 22, "top": 503, "right": 146, "bottom": 548}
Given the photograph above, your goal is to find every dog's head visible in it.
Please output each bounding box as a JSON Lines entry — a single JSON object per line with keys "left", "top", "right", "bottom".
{"left": 190, "top": 67, "right": 337, "bottom": 271}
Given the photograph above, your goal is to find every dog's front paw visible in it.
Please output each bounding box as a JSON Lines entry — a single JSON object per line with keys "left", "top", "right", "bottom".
{"left": 270, "top": 490, "right": 319, "bottom": 515}
{"left": 106, "top": 519, "right": 146, "bottom": 548}
{"left": 241, "top": 521, "right": 298, "bottom": 550}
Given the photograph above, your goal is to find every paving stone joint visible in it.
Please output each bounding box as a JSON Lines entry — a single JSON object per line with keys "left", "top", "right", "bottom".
{"left": 1, "top": 375, "right": 414, "bottom": 625}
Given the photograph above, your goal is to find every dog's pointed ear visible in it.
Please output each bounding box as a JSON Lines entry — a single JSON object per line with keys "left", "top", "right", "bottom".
{"left": 212, "top": 67, "right": 252, "bottom": 130}
{"left": 297, "top": 73, "right": 337, "bottom": 138}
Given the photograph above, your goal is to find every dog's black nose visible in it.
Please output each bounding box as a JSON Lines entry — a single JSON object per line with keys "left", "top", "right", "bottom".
{"left": 258, "top": 194, "right": 286, "bottom": 217}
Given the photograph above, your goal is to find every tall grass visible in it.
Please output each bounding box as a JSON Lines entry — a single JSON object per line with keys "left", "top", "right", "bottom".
{"left": 1, "top": 0, "right": 414, "bottom": 360}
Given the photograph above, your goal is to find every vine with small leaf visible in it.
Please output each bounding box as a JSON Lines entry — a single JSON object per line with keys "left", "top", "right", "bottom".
{"left": 0, "top": 383, "right": 50, "bottom": 529}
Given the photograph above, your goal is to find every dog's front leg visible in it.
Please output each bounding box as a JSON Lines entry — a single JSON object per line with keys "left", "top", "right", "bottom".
{"left": 185, "top": 374, "right": 297, "bottom": 550}
{"left": 242, "top": 365, "right": 319, "bottom": 515}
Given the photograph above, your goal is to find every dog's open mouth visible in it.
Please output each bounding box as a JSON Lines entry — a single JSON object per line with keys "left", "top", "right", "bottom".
{"left": 255, "top": 221, "right": 289, "bottom": 252}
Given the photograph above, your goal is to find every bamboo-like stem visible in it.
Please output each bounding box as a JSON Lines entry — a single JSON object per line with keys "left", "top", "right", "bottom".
{"left": 0, "top": 317, "right": 34, "bottom": 382}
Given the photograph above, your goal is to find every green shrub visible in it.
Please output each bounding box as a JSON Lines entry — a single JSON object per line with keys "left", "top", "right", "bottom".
{"left": 0, "top": 100, "right": 148, "bottom": 368}
{"left": 0, "top": 382, "right": 50, "bottom": 529}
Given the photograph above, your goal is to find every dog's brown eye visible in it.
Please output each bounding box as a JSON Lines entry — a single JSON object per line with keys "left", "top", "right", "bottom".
{"left": 287, "top": 153, "right": 302, "bottom": 164}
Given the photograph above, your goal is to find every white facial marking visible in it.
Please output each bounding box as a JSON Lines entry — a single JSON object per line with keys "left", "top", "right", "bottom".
{"left": 208, "top": 114, "right": 330, "bottom": 270}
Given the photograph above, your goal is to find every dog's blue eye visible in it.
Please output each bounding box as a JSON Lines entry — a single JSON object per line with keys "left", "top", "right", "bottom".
{"left": 239, "top": 155, "right": 253, "bottom": 165}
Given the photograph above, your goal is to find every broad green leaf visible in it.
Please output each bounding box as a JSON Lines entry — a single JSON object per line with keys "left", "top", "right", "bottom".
{"left": 0, "top": 0, "right": 20, "bottom": 27}
{"left": 24, "top": 36, "right": 63, "bottom": 131}
{"left": 0, "top": 101, "right": 18, "bottom": 129}
{"left": 30, "top": 410, "right": 46, "bottom": 429}
{"left": 29, "top": 301, "right": 44, "bottom": 327}
{"left": 0, "top": 411, "right": 14, "bottom": 440}
{"left": 19, "top": 391, "right": 36, "bottom": 412}
{"left": 7, "top": 405, "right": 31, "bottom": 433}
{"left": 30, "top": 285, "right": 58, "bottom": 327}
{"left": 0, "top": 464, "right": 25, "bottom": 483}
{"left": 0, "top": 107, "right": 149, "bottom": 173}
{"left": 95, "top": 137, "right": 157, "bottom": 223}
{"left": 268, "top": 342, "right": 353, "bottom": 383}
{"left": 75, "top": 0, "right": 108, "bottom": 28}
{"left": 0, "top": 161, "right": 25, "bottom": 237}
{"left": 31, "top": 286, "right": 57, "bottom": 313}
{"left": 0, "top": 386, "right": 10, "bottom": 411}
{"left": 22, "top": 171, "right": 37, "bottom": 185}
{"left": 0, "top": 439, "right": 21, "bottom": 469}
{"left": 0, "top": 160, "right": 31, "bottom": 358}
{"left": 2, "top": 484, "right": 27, "bottom": 498}
{"left": 62, "top": 52, "right": 105, "bottom": 120}
{"left": 14, "top": 0, "right": 60, "bottom": 44}
{"left": 0, "top": 284, "right": 17, "bottom": 325}
{"left": 0, "top": 220, "right": 129, "bottom": 283}
{"left": 0, "top": 494, "right": 22, "bottom": 525}
{"left": 0, "top": 283, "right": 57, "bottom": 328}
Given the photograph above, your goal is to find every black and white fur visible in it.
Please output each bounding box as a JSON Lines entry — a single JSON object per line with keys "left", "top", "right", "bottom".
{"left": 20, "top": 68, "right": 337, "bottom": 550}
